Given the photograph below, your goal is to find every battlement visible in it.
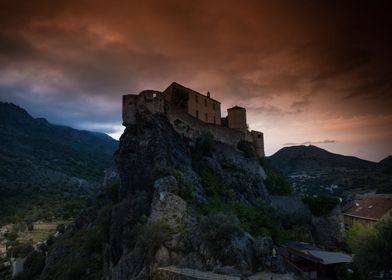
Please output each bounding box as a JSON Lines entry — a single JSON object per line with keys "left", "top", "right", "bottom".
{"left": 122, "top": 82, "right": 265, "bottom": 157}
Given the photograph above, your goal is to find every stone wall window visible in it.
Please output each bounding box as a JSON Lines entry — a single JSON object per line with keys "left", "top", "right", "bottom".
{"left": 205, "top": 113, "right": 208, "bottom": 121}
{"left": 213, "top": 102, "right": 215, "bottom": 110}
{"left": 213, "top": 116, "right": 216, "bottom": 124}
{"left": 196, "top": 110, "right": 199, "bottom": 118}
{"left": 204, "top": 99, "right": 207, "bottom": 107}
{"left": 195, "top": 95, "right": 198, "bottom": 103}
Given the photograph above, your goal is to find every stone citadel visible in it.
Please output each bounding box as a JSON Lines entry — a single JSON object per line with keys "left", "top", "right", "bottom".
{"left": 122, "top": 82, "right": 265, "bottom": 157}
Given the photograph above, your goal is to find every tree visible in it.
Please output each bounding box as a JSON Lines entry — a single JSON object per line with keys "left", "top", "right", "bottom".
{"left": 346, "top": 221, "right": 376, "bottom": 253}
{"left": 349, "top": 219, "right": 392, "bottom": 276}
{"left": 237, "top": 140, "right": 257, "bottom": 158}
{"left": 302, "top": 195, "right": 340, "bottom": 216}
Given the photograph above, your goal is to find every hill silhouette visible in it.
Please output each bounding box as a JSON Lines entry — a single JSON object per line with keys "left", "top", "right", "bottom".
{"left": 269, "top": 145, "right": 377, "bottom": 174}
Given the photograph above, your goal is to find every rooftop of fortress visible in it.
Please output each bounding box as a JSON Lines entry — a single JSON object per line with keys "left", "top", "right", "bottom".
{"left": 122, "top": 82, "right": 265, "bottom": 157}
{"left": 165, "top": 82, "right": 221, "bottom": 104}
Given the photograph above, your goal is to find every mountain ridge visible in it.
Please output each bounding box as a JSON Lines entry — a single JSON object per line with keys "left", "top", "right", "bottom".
{"left": 269, "top": 145, "right": 378, "bottom": 174}
{"left": 0, "top": 101, "right": 118, "bottom": 187}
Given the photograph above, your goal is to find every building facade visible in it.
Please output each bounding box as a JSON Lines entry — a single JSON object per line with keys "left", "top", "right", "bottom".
{"left": 122, "top": 82, "right": 265, "bottom": 157}
{"left": 342, "top": 195, "right": 392, "bottom": 227}
{"left": 163, "top": 82, "right": 222, "bottom": 125}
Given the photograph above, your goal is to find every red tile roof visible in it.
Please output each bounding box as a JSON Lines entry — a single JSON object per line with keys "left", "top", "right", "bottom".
{"left": 342, "top": 196, "right": 392, "bottom": 220}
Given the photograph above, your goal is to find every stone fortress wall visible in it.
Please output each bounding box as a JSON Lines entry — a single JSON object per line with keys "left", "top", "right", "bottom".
{"left": 122, "top": 83, "right": 265, "bottom": 157}
{"left": 163, "top": 82, "right": 222, "bottom": 125}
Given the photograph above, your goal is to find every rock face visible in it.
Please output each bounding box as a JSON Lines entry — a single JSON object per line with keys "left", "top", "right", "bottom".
{"left": 106, "top": 111, "right": 270, "bottom": 279}
{"left": 270, "top": 195, "right": 312, "bottom": 226}
{"left": 311, "top": 205, "right": 344, "bottom": 248}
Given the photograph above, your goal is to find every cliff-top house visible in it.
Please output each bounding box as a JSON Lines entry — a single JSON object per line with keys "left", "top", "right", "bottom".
{"left": 122, "top": 82, "right": 265, "bottom": 157}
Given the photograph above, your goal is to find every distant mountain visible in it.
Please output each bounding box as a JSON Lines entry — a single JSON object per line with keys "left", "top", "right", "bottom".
{"left": 269, "top": 145, "right": 377, "bottom": 174}
{"left": 268, "top": 145, "right": 392, "bottom": 195}
{"left": 0, "top": 102, "right": 118, "bottom": 191}
{"left": 379, "top": 155, "right": 392, "bottom": 173}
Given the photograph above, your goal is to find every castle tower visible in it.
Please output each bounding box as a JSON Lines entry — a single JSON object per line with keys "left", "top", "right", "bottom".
{"left": 251, "top": 130, "right": 265, "bottom": 157}
{"left": 227, "top": 106, "right": 247, "bottom": 133}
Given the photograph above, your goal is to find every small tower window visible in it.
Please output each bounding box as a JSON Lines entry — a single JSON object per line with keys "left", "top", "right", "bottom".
{"left": 196, "top": 110, "right": 199, "bottom": 118}
{"left": 205, "top": 113, "right": 208, "bottom": 121}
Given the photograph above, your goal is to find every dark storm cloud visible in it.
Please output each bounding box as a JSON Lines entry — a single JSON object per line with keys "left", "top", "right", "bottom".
{"left": 0, "top": 0, "right": 391, "bottom": 159}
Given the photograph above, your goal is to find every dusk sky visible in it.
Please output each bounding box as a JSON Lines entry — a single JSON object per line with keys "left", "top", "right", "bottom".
{"left": 1, "top": 0, "right": 391, "bottom": 161}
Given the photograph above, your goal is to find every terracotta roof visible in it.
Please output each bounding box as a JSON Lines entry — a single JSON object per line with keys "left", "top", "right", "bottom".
{"left": 342, "top": 196, "right": 392, "bottom": 220}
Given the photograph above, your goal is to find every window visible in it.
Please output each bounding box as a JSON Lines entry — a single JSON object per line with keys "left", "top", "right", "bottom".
{"left": 205, "top": 113, "right": 208, "bottom": 121}
{"left": 213, "top": 102, "right": 215, "bottom": 110}
{"left": 195, "top": 95, "right": 198, "bottom": 103}
{"left": 204, "top": 98, "right": 207, "bottom": 107}
{"left": 196, "top": 110, "right": 199, "bottom": 118}
{"left": 258, "top": 135, "right": 261, "bottom": 139}
{"left": 213, "top": 116, "right": 216, "bottom": 124}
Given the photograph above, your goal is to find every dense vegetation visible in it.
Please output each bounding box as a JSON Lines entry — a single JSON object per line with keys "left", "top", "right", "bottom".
{"left": 237, "top": 140, "right": 257, "bottom": 158}
{"left": 0, "top": 102, "right": 117, "bottom": 225}
{"left": 261, "top": 159, "right": 292, "bottom": 195}
{"left": 346, "top": 219, "right": 392, "bottom": 278}
{"left": 0, "top": 191, "right": 87, "bottom": 226}
{"left": 191, "top": 155, "right": 310, "bottom": 243}
{"left": 302, "top": 194, "right": 340, "bottom": 216}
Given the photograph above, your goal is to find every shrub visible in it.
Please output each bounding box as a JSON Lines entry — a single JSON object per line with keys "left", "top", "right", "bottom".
{"left": 22, "top": 251, "right": 46, "bottom": 279}
{"left": 192, "top": 157, "right": 231, "bottom": 198}
{"left": 346, "top": 221, "right": 376, "bottom": 253}
{"left": 7, "top": 242, "right": 34, "bottom": 258}
{"left": 5, "top": 231, "right": 18, "bottom": 241}
{"left": 199, "top": 211, "right": 243, "bottom": 256}
{"left": 278, "top": 225, "right": 312, "bottom": 243}
{"left": 349, "top": 219, "right": 392, "bottom": 276}
{"left": 302, "top": 195, "right": 340, "bottom": 216}
{"left": 231, "top": 200, "right": 282, "bottom": 239}
{"left": 57, "top": 223, "right": 65, "bottom": 234}
{"left": 264, "top": 172, "right": 292, "bottom": 195}
{"left": 137, "top": 221, "right": 172, "bottom": 262}
{"left": 174, "top": 174, "right": 193, "bottom": 202}
{"left": 237, "top": 140, "right": 257, "bottom": 158}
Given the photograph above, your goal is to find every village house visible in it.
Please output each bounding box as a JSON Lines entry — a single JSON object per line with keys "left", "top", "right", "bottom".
{"left": 122, "top": 82, "right": 265, "bottom": 157}
{"left": 342, "top": 194, "right": 392, "bottom": 227}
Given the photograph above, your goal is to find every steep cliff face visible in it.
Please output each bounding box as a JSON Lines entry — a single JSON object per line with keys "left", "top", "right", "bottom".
{"left": 107, "top": 111, "right": 269, "bottom": 279}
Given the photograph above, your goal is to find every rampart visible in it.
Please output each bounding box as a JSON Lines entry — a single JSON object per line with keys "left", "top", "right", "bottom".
{"left": 122, "top": 89, "right": 265, "bottom": 157}
{"left": 167, "top": 108, "right": 245, "bottom": 147}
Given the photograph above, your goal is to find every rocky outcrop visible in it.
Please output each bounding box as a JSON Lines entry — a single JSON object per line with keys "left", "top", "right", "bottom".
{"left": 270, "top": 195, "right": 312, "bottom": 227}
{"left": 107, "top": 111, "right": 270, "bottom": 279}
{"left": 311, "top": 205, "right": 344, "bottom": 248}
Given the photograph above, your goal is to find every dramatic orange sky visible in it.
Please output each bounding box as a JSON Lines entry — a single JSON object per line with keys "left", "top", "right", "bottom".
{"left": 1, "top": 0, "right": 391, "bottom": 161}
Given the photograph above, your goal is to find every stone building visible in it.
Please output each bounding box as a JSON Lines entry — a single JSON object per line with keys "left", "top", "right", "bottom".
{"left": 122, "top": 82, "right": 265, "bottom": 157}
{"left": 163, "top": 82, "right": 221, "bottom": 125}
{"left": 342, "top": 195, "right": 392, "bottom": 227}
